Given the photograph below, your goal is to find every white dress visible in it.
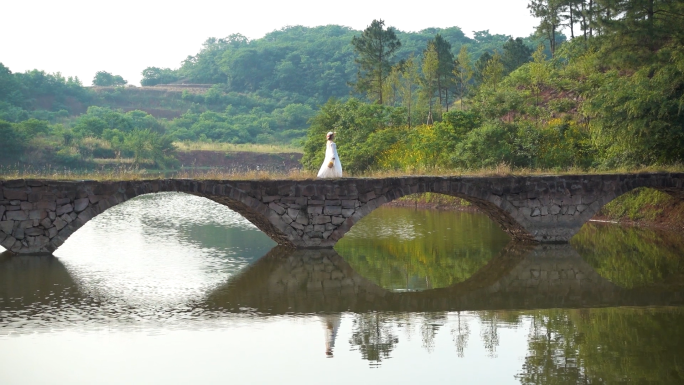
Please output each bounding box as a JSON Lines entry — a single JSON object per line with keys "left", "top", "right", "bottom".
{"left": 317, "top": 141, "right": 343, "bottom": 178}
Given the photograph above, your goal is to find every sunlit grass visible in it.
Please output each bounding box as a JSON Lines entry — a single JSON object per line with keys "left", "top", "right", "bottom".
{"left": 173, "top": 141, "right": 303, "bottom": 154}
{"left": 1, "top": 162, "right": 682, "bottom": 182}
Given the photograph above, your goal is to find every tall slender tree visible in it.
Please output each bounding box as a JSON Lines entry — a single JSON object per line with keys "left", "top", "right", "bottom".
{"left": 528, "top": 0, "right": 564, "bottom": 56}
{"left": 351, "top": 19, "right": 402, "bottom": 104}
{"left": 453, "top": 46, "right": 474, "bottom": 110}
{"left": 428, "top": 34, "right": 456, "bottom": 111}
{"left": 422, "top": 42, "right": 440, "bottom": 124}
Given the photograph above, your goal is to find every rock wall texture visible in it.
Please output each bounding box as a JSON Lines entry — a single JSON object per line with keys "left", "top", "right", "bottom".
{"left": 1, "top": 173, "right": 682, "bottom": 254}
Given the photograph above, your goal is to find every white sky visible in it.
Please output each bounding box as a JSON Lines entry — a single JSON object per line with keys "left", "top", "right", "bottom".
{"left": 0, "top": 0, "right": 537, "bottom": 86}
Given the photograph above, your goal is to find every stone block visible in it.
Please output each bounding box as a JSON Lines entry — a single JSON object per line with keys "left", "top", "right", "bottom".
{"left": 281, "top": 214, "right": 294, "bottom": 224}
{"left": 324, "top": 206, "right": 342, "bottom": 215}
{"left": 56, "top": 204, "right": 73, "bottom": 215}
{"left": 576, "top": 204, "right": 587, "bottom": 213}
{"left": 6, "top": 211, "right": 28, "bottom": 221}
{"left": 52, "top": 218, "right": 71, "bottom": 231}
{"left": 287, "top": 208, "right": 300, "bottom": 219}
{"left": 307, "top": 206, "right": 323, "bottom": 215}
{"left": 3, "top": 189, "right": 27, "bottom": 200}
{"left": 313, "top": 224, "right": 326, "bottom": 232}
{"left": 325, "top": 200, "right": 341, "bottom": 206}
{"left": 74, "top": 198, "right": 90, "bottom": 213}
{"left": 13, "top": 227, "right": 24, "bottom": 240}
{"left": 290, "top": 222, "right": 304, "bottom": 230}
{"left": 48, "top": 211, "right": 56, "bottom": 220}
{"left": 541, "top": 206, "right": 548, "bottom": 216}
{"left": 0, "top": 220, "right": 13, "bottom": 234}
{"left": 313, "top": 215, "right": 332, "bottom": 224}
{"left": 36, "top": 201, "right": 56, "bottom": 210}
{"left": 262, "top": 195, "right": 279, "bottom": 203}
{"left": 0, "top": 235, "right": 16, "bottom": 249}
{"left": 308, "top": 199, "right": 325, "bottom": 205}
{"left": 29, "top": 210, "right": 46, "bottom": 220}
{"left": 28, "top": 235, "right": 49, "bottom": 248}
{"left": 331, "top": 216, "right": 345, "bottom": 225}
{"left": 531, "top": 208, "right": 541, "bottom": 217}
{"left": 56, "top": 198, "right": 71, "bottom": 205}
{"left": 341, "top": 200, "right": 356, "bottom": 209}
{"left": 40, "top": 217, "right": 52, "bottom": 228}
{"left": 567, "top": 205, "right": 576, "bottom": 215}
{"left": 0, "top": 205, "right": 4, "bottom": 219}
{"left": 77, "top": 208, "right": 95, "bottom": 222}
{"left": 295, "top": 215, "right": 309, "bottom": 226}
{"left": 47, "top": 227, "right": 58, "bottom": 239}
{"left": 549, "top": 205, "right": 561, "bottom": 215}
{"left": 340, "top": 209, "right": 356, "bottom": 220}
{"left": 20, "top": 202, "right": 33, "bottom": 210}
{"left": 25, "top": 228, "right": 44, "bottom": 237}
{"left": 6, "top": 205, "right": 19, "bottom": 211}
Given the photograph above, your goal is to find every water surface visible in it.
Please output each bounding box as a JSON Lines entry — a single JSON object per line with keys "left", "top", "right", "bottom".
{"left": 1, "top": 193, "right": 684, "bottom": 384}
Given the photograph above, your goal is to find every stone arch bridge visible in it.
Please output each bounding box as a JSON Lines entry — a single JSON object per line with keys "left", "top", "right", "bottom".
{"left": 1, "top": 173, "right": 682, "bottom": 254}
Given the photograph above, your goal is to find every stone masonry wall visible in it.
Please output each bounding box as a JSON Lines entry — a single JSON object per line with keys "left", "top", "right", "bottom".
{"left": 1, "top": 173, "right": 683, "bottom": 254}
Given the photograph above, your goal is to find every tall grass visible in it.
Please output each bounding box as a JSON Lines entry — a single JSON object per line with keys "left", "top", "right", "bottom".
{"left": 1, "top": 162, "right": 683, "bottom": 181}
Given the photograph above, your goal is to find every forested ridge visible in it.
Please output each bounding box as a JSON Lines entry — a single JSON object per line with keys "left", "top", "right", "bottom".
{"left": 303, "top": 0, "right": 684, "bottom": 173}
{"left": 1, "top": 0, "right": 683, "bottom": 174}
{"left": 0, "top": 24, "right": 547, "bottom": 169}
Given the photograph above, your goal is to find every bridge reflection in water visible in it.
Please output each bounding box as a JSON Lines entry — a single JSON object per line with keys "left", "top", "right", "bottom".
{"left": 207, "top": 243, "right": 684, "bottom": 314}
{"left": 3, "top": 242, "right": 684, "bottom": 316}
{"left": 3, "top": 241, "right": 684, "bottom": 380}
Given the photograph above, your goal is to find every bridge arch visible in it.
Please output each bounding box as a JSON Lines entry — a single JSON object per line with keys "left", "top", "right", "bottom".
{"left": 328, "top": 184, "right": 535, "bottom": 244}
{"left": 0, "top": 179, "right": 296, "bottom": 254}
{"left": 2, "top": 173, "right": 683, "bottom": 254}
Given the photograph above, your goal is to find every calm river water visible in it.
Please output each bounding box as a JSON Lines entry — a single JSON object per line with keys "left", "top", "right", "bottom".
{"left": 2, "top": 192, "right": 684, "bottom": 384}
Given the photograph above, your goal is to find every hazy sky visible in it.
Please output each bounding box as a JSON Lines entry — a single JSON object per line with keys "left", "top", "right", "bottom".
{"left": 1, "top": 0, "right": 537, "bottom": 86}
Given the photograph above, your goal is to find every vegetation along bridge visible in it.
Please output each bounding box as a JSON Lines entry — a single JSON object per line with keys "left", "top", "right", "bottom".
{"left": 1, "top": 173, "right": 683, "bottom": 254}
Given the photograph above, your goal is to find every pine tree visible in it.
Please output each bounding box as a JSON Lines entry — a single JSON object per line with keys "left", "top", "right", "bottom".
{"left": 454, "top": 46, "right": 474, "bottom": 110}
{"left": 351, "top": 19, "right": 402, "bottom": 104}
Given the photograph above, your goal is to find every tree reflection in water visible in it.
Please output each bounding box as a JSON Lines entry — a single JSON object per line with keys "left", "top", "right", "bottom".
{"left": 3, "top": 212, "right": 684, "bottom": 378}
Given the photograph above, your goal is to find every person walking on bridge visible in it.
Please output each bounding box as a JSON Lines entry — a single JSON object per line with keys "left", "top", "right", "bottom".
{"left": 317, "top": 131, "right": 343, "bottom": 178}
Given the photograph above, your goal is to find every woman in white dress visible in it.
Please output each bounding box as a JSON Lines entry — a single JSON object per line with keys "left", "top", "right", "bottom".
{"left": 317, "top": 131, "right": 343, "bottom": 178}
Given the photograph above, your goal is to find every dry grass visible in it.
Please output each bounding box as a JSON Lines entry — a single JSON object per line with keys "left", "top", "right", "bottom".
{"left": 1, "top": 162, "right": 683, "bottom": 182}
{"left": 174, "top": 142, "right": 303, "bottom": 154}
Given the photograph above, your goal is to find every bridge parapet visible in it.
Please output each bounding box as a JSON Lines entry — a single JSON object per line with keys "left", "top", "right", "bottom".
{"left": 0, "top": 173, "right": 682, "bottom": 254}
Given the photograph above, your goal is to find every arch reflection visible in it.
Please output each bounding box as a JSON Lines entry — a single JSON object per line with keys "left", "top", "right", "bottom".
{"left": 206, "top": 242, "right": 684, "bottom": 314}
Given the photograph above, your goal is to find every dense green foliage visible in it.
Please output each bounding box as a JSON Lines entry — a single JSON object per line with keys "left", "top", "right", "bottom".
{"left": 302, "top": 0, "right": 684, "bottom": 173}
{"left": 1, "top": 23, "right": 545, "bottom": 169}
{"left": 92, "top": 71, "right": 127, "bottom": 86}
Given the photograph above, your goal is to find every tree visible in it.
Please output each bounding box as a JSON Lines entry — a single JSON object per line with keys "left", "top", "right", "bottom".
{"left": 528, "top": 0, "right": 564, "bottom": 56}
{"left": 92, "top": 71, "right": 127, "bottom": 86}
{"left": 422, "top": 42, "right": 440, "bottom": 124}
{"left": 397, "top": 55, "right": 421, "bottom": 127}
{"left": 141, "top": 67, "right": 179, "bottom": 86}
{"left": 351, "top": 19, "right": 402, "bottom": 104}
{"left": 0, "top": 120, "right": 26, "bottom": 160}
{"left": 481, "top": 52, "right": 505, "bottom": 90}
{"left": 529, "top": 45, "right": 551, "bottom": 107}
{"left": 454, "top": 46, "right": 475, "bottom": 110}
{"left": 429, "top": 34, "right": 456, "bottom": 111}
{"left": 501, "top": 38, "right": 533, "bottom": 74}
